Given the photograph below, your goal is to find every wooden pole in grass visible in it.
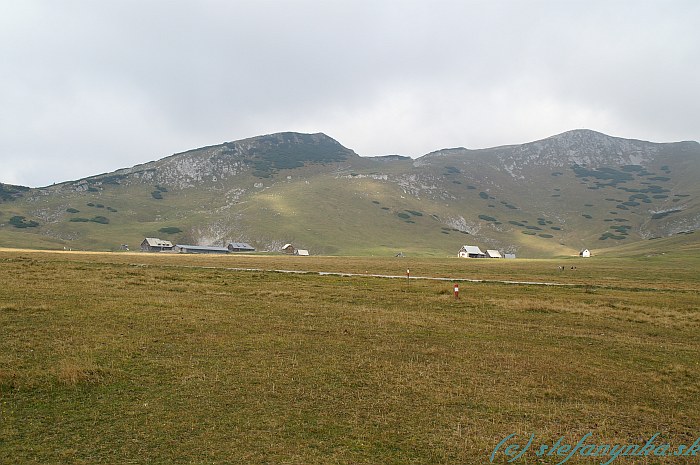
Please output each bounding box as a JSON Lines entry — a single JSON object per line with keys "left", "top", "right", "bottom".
{"left": 406, "top": 269, "right": 410, "bottom": 291}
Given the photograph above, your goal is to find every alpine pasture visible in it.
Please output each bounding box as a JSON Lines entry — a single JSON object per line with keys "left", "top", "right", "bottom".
{"left": 1, "top": 247, "right": 699, "bottom": 464}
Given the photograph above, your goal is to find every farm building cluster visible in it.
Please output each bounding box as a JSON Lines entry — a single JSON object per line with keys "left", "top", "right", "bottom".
{"left": 139, "top": 239, "right": 590, "bottom": 259}
{"left": 139, "top": 238, "right": 312, "bottom": 255}
{"left": 458, "top": 245, "right": 515, "bottom": 259}
{"left": 140, "top": 238, "right": 255, "bottom": 254}
{"left": 458, "top": 244, "right": 590, "bottom": 259}
{"left": 281, "top": 244, "right": 310, "bottom": 256}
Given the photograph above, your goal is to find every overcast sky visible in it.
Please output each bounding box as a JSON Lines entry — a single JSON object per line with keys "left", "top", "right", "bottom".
{"left": 1, "top": 0, "right": 698, "bottom": 187}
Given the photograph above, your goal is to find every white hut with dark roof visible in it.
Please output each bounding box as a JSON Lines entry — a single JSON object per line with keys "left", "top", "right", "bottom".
{"left": 140, "top": 238, "right": 174, "bottom": 252}
{"left": 486, "top": 249, "right": 502, "bottom": 258}
{"left": 458, "top": 245, "right": 486, "bottom": 258}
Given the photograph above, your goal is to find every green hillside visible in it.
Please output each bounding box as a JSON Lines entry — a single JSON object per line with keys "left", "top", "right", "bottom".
{"left": 1, "top": 130, "right": 698, "bottom": 257}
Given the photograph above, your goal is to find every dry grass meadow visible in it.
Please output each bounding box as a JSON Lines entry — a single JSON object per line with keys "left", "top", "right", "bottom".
{"left": 1, "top": 249, "right": 699, "bottom": 464}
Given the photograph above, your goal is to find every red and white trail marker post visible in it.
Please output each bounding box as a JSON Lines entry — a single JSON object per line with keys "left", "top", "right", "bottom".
{"left": 454, "top": 283, "right": 459, "bottom": 299}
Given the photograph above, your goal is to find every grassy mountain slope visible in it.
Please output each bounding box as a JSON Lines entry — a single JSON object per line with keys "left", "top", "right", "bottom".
{"left": 1, "top": 130, "right": 698, "bottom": 256}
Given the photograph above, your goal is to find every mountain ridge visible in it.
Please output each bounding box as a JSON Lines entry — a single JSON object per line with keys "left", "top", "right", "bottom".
{"left": 7, "top": 129, "right": 698, "bottom": 188}
{"left": 1, "top": 129, "right": 698, "bottom": 256}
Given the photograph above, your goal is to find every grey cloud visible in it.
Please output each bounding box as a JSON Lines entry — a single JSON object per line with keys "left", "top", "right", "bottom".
{"left": 1, "top": 0, "right": 697, "bottom": 186}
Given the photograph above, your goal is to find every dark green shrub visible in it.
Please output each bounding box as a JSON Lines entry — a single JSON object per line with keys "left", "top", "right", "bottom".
{"left": 9, "top": 215, "right": 39, "bottom": 228}
{"left": 0, "top": 183, "right": 29, "bottom": 202}
{"left": 629, "top": 193, "right": 648, "bottom": 200}
{"left": 599, "top": 232, "right": 626, "bottom": 240}
{"left": 158, "top": 227, "right": 182, "bottom": 234}
{"left": 621, "top": 165, "right": 643, "bottom": 172}
{"left": 99, "top": 174, "right": 127, "bottom": 185}
{"left": 652, "top": 210, "right": 681, "bottom": 220}
{"left": 242, "top": 133, "right": 351, "bottom": 177}
{"left": 572, "top": 164, "right": 633, "bottom": 184}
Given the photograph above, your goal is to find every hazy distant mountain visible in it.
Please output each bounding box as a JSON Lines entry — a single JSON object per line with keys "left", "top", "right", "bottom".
{"left": 1, "top": 129, "right": 698, "bottom": 256}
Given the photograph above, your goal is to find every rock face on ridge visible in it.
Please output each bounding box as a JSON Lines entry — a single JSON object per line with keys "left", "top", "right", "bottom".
{"left": 69, "top": 132, "right": 359, "bottom": 191}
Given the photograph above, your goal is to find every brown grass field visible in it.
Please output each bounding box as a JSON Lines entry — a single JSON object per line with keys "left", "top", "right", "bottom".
{"left": 1, "top": 249, "right": 699, "bottom": 464}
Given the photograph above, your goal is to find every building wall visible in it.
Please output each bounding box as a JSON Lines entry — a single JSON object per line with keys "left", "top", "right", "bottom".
{"left": 179, "top": 248, "right": 228, "bottom": 254}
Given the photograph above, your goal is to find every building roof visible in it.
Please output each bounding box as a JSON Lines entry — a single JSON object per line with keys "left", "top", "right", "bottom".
{"left": 175, "top": 244, "right": 229, "bottom": 252}
{"left": 282, "top": 243, "right": 294, "bottom": 250}
{"left": 460, "top": 245, "right": 484, "bottom": 255}
{"left": 143, "top": 237, "right": 173, "bottom": 247}
{"left": 228, "top": 242, "right": 255, "bottom": 250}
{"left": 486, "top": 249, "right": 502, "bottom": 258}
{"left": 296, "top": 249, "right": 310, "bottom": 256}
